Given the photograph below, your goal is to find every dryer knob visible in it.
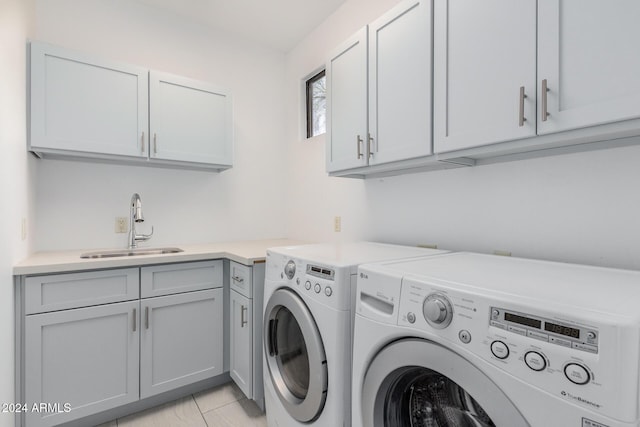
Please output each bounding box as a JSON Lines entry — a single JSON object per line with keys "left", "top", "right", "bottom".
{"left": 284, "top": 260, "right": 296, "bottom": 280}
{"left": 423, "top": 294, "right": 453, "bottom": 329}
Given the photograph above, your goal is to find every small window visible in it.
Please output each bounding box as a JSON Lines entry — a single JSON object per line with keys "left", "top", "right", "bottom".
{"left": 306, "top": 70, "right": 326, "bottom": 138}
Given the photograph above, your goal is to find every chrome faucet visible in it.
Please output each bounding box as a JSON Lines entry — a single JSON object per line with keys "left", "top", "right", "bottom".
{"left": 128, "top": 193, "right": 153, "bottom": 249}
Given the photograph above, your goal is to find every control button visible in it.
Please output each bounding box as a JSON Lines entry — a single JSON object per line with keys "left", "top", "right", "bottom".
{"left": 407, "top": 312, "right": 416, "bottom": 324}
{"left": 458, "top": 330, "right": 472, "bottom": 344}
{"left": 549, "top": 336, "right": 572, "bottom": 347}
{"left": 527, "top": 330, "right": 549, "bottom": 342}
{"left": 324, "top": 286, "right": 333, "bottom": 297}
{"left": 490, "top": 321, "right": 507, "bottom": 330}
{"left": 491, "top": 309, "right": 500, "bottom": 319}
{"left": 314, "top": 283, "right": 321, "bottom": 293}
{"left": 507, "top": 325, "right": 527, "bottom": 336}
{"left": 304, "top": 281, "right": 311, "bottom": 290}
{"left": 564, "top": 363, "right": 590, "bottom": 385}
{"left": 284, "top": 260, "right": 296, "bottom": 280}
{"left": 296, "top": 278, "right": 300, "bottom": 285}
{"left": 572, "top": 342, "right": 598, "bottom": 354}
{"left": 422, "top": 293, "right": 453, "bottom": 329}
{"left": 587, "top": 331, "right": 597, "bottom": 340}
{"left": 490, "top": 340, "right": 509, "bottom": 360}
{"left": 524, "top": 351, "right": 547, "bottom": 371}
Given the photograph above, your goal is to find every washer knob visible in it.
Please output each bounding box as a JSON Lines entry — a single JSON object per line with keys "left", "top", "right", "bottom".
{"left": 284, "top": 260, "right": 296, "bottom": 280}
{"left": 422, "top": 294, "right": 453, "bottom": 329}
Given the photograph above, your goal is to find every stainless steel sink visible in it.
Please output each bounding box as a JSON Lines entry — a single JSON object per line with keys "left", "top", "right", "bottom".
{"left": 80, "top": 247, "right": 183, "bottom": 259}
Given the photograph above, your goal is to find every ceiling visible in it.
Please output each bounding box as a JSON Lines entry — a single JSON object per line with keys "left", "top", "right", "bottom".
{"left": 136, "top": 0, "right": 346, "bottom": 52}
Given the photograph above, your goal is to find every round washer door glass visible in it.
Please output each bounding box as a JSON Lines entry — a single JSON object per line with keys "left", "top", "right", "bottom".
{"left": 362, "top": 339, "right": 529, "bottom": 427}
{"left": 264, "top": 288, "right": 327, "bottom": 423}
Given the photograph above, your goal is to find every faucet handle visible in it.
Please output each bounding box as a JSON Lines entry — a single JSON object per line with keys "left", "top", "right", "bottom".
{"left": 137, "top": 226, "right": 154, "bottom": 241}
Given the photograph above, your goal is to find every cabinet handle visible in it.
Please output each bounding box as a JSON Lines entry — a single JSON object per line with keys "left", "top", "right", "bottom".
{"left": 145, "top": 306, "right": 150, "bottom": 329}
{"left": 153, "top": 133, "right": 158, "bottom": 154}
{"left": 132, "top": 308, "right": 137, "bottom": 332}
{"left": 368, "top": 133, "right": 374, "bottom": 158}
{"left": 518, "top": 86, "right": 527, "bottom": 127}
{"left": 357, "top": 135, "right": 364, "bottom": 159}
{"left": 141, "top": 132, "right": 145, "bottom": 154}
{"left": 541, "top": 79, "right": 550, "bottom": 122}
{"left": 241, "top": 305, "right": 248, "bottom": 327}
{"left": 232, "top": 275, "right": 244, "bottom": 284}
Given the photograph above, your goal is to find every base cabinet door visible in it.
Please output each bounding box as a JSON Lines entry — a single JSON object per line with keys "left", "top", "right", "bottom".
{"left": 24, "top": 300, "right": 140, "bottom": 427}
{"left": 140, "top": 288, "right": 223, "bottom": 398}
{"left": 230, "top": 290, "right": 253, "bottom": 398}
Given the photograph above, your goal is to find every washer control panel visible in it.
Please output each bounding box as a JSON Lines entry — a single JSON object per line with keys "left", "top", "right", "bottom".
{"left": 490, "top": 307, "right": 598, "bottom": 354}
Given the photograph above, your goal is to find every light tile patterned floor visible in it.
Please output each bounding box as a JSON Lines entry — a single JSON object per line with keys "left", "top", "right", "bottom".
{"left": 96, "top": 383, "right": 267, "bottom": 427}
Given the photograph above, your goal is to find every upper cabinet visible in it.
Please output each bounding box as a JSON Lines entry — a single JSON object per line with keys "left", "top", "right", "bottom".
{"left": 434, "top": 0, "right": 640, "bottom": 153}
{"left": 29, "top": 42, "right": 233, "bottom": 171}
{"left": 149, "top": 72, "right": 232, "bottom": 167}
{"left": 29, "top": 42, "right": 149, "bottom": 159}
{"left": 537, "top": 0, "right": 640, "bottom": 135}
{"left": 327, "top": 0, "right": 433, "bottom": 175}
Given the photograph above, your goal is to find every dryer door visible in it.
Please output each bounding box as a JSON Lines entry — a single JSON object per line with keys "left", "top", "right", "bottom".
{"left": 362, "top": 338, "right": 529, "bottom": 427}
{"left": 264, "top": 288, "right": 327, "bottom": 422}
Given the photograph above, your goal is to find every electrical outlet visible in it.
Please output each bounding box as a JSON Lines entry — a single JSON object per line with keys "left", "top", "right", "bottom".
{"left": 334, "top": 216, "right": 341, "bottom": 232}
{"left": 115, "top": 217, "right": 128, "bottom": 233}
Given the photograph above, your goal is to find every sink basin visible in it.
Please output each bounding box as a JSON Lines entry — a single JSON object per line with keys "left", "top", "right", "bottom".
{"left": 80, "top": 247, "right": 183, "bottom": 259}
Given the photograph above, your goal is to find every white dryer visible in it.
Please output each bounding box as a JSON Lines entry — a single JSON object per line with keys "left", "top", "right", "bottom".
{"left": 263, "top": 242, "right": 448, "bottom": 427}
{"left": 352, "top": 252, "right": 640, "bottom": 427}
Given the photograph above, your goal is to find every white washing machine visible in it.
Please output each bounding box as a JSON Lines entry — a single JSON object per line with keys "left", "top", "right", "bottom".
{"left": 352, "top": 252, "right": 640, "bottom": 427}
{"left": 262, "top": 242, "right": 448, "bottom": 427}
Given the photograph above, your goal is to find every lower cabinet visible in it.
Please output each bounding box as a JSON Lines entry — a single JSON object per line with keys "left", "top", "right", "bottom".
{"left": 19, "top": 261, "right": 224, "bottom": 427}
{"left": 141, "top": 289, "right": 223, "bottom": 398}
{"left": 230, "top": 290, "right": 252, "bottom": 397}
{"left": 24, "top": 301, "right": 140, "bottom": 427}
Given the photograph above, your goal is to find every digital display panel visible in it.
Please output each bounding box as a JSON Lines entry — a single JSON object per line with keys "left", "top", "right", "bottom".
{"left": 504, "top": 312, "right": 542, "bottom": 329}
{"left": 544, "top": 322, "right": 580, "bottom": 339}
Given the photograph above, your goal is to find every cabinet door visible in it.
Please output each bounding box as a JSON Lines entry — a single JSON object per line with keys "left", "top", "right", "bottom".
{"left": 230, "top": 290, "right": 253, "bottom": 399}
{"left": 25, "top": 301, "right": 139, "bottom": 427}
{"left": 140, "top": 289, "right": 223, "bottom": 398}
{"left": 537, "top": 0, "right": 640, "bottom": 134}
{"left": 29, "top": 42, "right": 148, "bottom": 158}
{"left": 434, "top": 0, "right": 537, "bottom": 152}
{"left": 149, "top": 71, "right": 233, "bottom": 167}
{"left": 326, "top": 27, "right": 369, "bottom": 172}
{"left": 369, "top": 0, "right": 432, "bottom": 165}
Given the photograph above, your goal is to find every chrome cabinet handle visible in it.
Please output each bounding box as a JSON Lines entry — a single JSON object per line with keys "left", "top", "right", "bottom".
{"left": 542, "top": 79, "right": 550, "bottom": 122}
{"left": 357, "top": 135, "right": 363, "bottom": 159}
{"left": 368, "top": 133, "right": 374, "bottom": 158}
{"left": 153, "top": 133, "right": 158, "bottom": 154}
{"left": 145, "top": 306, "right": 150, "bottom": 329}
{"left": 241, "top": 305, "right": 248, "bottom": 327}
{"left": 132, "top": 308, "right": 137, "bottom": 332}
{"left": 141, "top": 132, "right": 145, "bottom": 153}
{"left": 518, "top": 86, "right": 527, "bottom": 127}
{"left": 232, "top": 275, "right": 244, "bottom": 284}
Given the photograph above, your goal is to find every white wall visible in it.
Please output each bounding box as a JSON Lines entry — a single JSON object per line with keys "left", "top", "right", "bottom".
{"left": 284, "top": 0, "right": 640, "bottom": 270}
{"left": 33, "top": 0, "right": 289, "bottom": 251}
{"left": 0, "top": 0, "right": 35, "bottom": 425}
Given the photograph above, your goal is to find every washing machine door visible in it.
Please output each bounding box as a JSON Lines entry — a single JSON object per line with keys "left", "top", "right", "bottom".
{"left": 264, "top": 288, "right": 328, "bottom": 422}
{"left": 362, "top": 338, "right": 529, "bottom": 427}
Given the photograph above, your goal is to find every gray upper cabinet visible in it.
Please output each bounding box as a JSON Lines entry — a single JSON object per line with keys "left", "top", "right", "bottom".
{"left": 140, "top": 288, "right": 223, "bottom": 398}
{"left": 434, "top": 0, "right": 537, "bottom": 152}
{"left": 149, "top": 71, "right": 233, "bottom": 167}
{"left": 434, "top": 0, "right": 640, "bottom": 153}
{"left": 25, "top": 300, "right": 140, "bottom": 427}
{"left": 29, "top": 42, "right": 149, "bottom": 159}
{"left": 537, "top": 0, "right": 640, "bottom": 135}
{"left": 29, "top": 41, "right": 233, "bottom": 171}
{"left": 326, "top": 0, "right": 433, "bottom": 176}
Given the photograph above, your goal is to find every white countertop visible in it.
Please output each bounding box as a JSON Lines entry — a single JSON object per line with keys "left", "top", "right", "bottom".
{"left": 14, "top": 239, "right": 306, "bottom": 275}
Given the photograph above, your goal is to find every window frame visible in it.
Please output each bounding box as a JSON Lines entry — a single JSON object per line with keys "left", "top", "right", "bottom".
{"left": 305, "top": 69, "right": 326, "bottom": 139}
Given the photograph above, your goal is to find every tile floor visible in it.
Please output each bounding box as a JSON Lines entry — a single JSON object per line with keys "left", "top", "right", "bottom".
{"left": 96, "top": 383, "right": 266, "bottom": 427}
